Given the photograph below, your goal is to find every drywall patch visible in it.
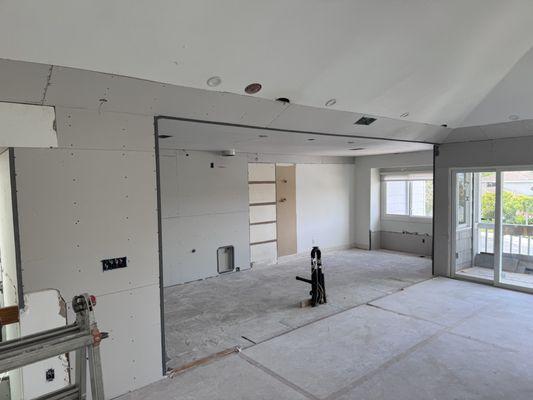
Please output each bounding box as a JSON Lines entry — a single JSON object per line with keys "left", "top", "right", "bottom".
{"left": 0, "top": 102, "right": 57, "bottom": 147}
{"left": 20, "top": 290, "right": 69, "bottom": 398}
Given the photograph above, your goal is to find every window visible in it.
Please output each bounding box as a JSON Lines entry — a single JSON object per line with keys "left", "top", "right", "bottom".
{"left": 385, "top": 181, "right": 408, "bottom": 215}
{"left": 455, "top": 172, "right": 472, "bottom": 228}
{"left": 456, "top": 173, "right": 467, "bottom": 225}
{"left": 382, "top": 172, "right": 433, "bottom": 218}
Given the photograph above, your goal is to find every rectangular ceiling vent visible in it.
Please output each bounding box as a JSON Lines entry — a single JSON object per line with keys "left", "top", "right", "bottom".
{"left": 354, "top": 116, "right": 377, "bottom": 126}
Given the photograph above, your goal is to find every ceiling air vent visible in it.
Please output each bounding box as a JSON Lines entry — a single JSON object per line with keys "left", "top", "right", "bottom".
{"left": 354, "top": 116, "right": 377, "bottom": 126}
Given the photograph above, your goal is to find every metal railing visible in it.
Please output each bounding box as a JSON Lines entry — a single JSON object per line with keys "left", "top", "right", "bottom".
{"left": 478, "top": 222, "right": 533, "bottom": 256}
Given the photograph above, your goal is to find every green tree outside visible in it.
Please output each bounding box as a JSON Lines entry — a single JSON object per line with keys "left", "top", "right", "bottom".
{"left": 481, "top": 191, "right": 533, "bottom": 225}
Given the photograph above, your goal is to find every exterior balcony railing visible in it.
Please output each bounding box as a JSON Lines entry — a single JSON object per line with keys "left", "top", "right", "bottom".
{"left": 478, "top": 222, "right": 533, "bottom": 256}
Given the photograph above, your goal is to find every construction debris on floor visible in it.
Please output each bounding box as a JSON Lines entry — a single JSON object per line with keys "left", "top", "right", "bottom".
{"left": 163, "top": 249, "right": 431, "bottom": 369}
{"left": 119, "top": 277, "right": 533, "bottom": 400}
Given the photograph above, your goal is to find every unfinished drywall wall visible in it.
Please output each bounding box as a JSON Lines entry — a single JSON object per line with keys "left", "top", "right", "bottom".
{"left": 296, "top": 163, "right": 356, "bottom": 253}
{"left": 0, "top": 150, "right": 18, "bottom": 313}
{"left": 434, "top": 135, "right": 533, "bottom": 276}
{"left": 0, "top": 149, "right": 22, "bottom": 400}
{"left": 161, "top": 150, "right": 250, "bottom": 286}
{"left": 13, "top": 107, "right": 162, "bottom": 398}
{"left": 20, "top": 290, "right": 68, "bottom": 399}
{"left": 160, "top": 152, "right": 356, "bottom": 283}
{"left": 354, "top": 151, "right": 433, "bottom": 252}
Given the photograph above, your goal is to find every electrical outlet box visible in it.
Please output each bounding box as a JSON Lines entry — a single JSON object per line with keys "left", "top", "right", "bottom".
{"left": 102, "top": 257, "right": 127, "bottom": 271}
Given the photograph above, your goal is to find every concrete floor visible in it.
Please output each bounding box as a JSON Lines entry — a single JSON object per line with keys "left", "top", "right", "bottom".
{"left": 163, "top": 249, "right": 431, "bottom": 368}
{"left": 119, "top": 275, "right": 533, "bottom": 400}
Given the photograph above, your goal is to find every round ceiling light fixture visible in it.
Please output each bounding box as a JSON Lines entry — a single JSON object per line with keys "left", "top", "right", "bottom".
{"left": 509, "top": 114, "right": 520, "bottom": 121}
{"left": 245, "top": 83, "right": 262, "bottom": 94}
{"left": 325, "top": 98, "right": 336, "bottom": 107}
{"left": 206, "top": 76, "right": 222, "bottom": 87}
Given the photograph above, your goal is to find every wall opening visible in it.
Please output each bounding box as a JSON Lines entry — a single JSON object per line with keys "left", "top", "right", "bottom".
{"left": 217, "top": 246, "right": 234, "bottom": 273}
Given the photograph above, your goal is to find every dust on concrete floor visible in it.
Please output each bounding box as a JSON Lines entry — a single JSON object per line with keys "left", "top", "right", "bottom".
{"left": 163, "top": 248, "right": 431, "bottom": 369}
{"left": 120, "top": 277, "right": 533, "bottom": 400}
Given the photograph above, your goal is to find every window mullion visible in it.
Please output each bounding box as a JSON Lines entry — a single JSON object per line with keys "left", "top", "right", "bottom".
{"left": 407, "top": 181, "right": 412, "bottom": 217}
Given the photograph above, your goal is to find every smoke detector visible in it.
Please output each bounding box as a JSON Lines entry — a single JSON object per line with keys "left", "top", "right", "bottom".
{"left": 221, "top": 149, "right": 236, "bottom": 157}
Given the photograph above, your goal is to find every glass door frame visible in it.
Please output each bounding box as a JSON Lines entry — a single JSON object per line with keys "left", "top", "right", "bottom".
{"left": 450, "top": 165, "right": 533, "bottom": 294}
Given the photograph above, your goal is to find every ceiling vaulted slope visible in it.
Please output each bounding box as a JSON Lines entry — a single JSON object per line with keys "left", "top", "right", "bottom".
{"left": 459, "top": 46, "right": 533, "bottom": 127}
{"left": 1, "top": 0, "right": 533, "bottom": 129}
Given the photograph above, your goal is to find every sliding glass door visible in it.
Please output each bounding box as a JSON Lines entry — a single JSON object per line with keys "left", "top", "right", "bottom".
{"left": 453, "top": 168, "right": 533, "bottom": 293}
{"left": 453, "top": 171, "right": 496, "bottom": 283}
{"left": 500, "top": 170, "right": 533, "bottom": 289}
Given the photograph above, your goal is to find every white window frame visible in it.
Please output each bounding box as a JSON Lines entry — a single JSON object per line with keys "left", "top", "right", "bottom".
{"left": 455, "top": 172, "right": 472, "bottom": 229}
{"left": 381, "top": 172, "right": 433, "bottom": 222}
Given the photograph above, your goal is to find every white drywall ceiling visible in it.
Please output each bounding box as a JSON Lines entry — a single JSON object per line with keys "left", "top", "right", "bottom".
{"left": 1, "top": 1, "right": 533, "bottom": 128}
{"left": 0, "top": 58, "right": 449, "bottom": 147}
{"left": 157, "top": 118, "right": 432, "bottom": 156}
{"left": 459, "top": 46, "right": 533, "bottom": 127}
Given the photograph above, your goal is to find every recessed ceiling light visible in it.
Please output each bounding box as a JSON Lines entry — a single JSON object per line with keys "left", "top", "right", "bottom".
{"left": 509, "top": 114, "right": 520, "bottom": 121}
{"left": 206, "top": 76, "right": 222, "bottom": 87}
{"left": 158, "top": 134, "right": 172, "bottom": 139}
{"left": 355, "top": 116, "right": 377, "bottom": 126}
{"left": 350, "top": 148, "right": 365, "bottom": 151}
{"left": 258, "top": 134, "right": 268, "bottom": 138}
{"left": 245, "top": 83, "right": 262, "bottom": 94}
{"left": 325, "top": 98, "right": 337, "bottom": 107}
{"left": 307, "top": 138, "right": 316, "bottom": 141}
{"left": 400, "top": 112, "right": 409, "bottom": 118}
{"left": 276, "top": 97, "right": 290, "bottom": 104}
